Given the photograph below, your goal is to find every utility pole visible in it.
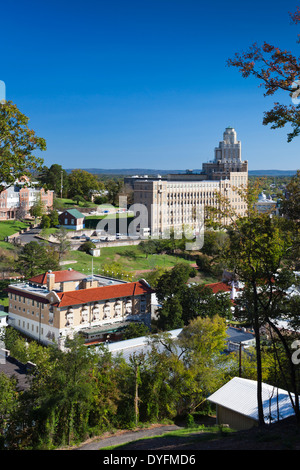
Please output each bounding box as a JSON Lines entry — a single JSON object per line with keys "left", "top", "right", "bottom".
{"left": 61, "top": 170, "right": 63, "bottom": 199}
{"left": 239, "top": 343, "right": 242, "bottom": 377}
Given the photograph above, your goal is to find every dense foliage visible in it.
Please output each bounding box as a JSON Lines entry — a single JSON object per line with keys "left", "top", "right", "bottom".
{"left": 0, "top": 321, "right": 235, "bottom": 450}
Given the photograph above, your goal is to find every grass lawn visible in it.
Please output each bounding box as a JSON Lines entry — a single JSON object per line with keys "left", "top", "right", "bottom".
{"left": 0, "top": 220, "right": 30, "bottom": 240}
{"left": 54, "top": 197, "right": 99, "bottom": 209}
{"left": 62, "top": 244, "right": 219, "bottom": 284}
{"left": 62, "top": 245, "right": 190, "bottom": 278}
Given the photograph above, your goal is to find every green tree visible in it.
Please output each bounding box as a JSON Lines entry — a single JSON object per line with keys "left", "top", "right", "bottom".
{"left": 206, "top": 183, "right": 300, "bottom": 425}
{"left": 78, "top": 241, "right": 96, "bottom": 254}
{"left": 16, "top": 241, "right": 59, "bottom": 278}
{"left": 39, "top": 164, "right": 69, "bottom": 197}
{"left": 0, "top": 101, "right": 46, "bottom": 194}
{"left": 105, "top": 179, "right": 123, "bottom": 206}
{"left": 0, "top": 373, "right": 19, "bottom": 449}
{"left": 181, "top": 284, "right": 232, "bottom": 325}
{"left": 122, "top": 322, "right": 150, "bottom": 340}
{"left": 48, "top": 210, "right": 59, "bottom": 227}
{"left": 281, "top": 170, "right": 300, "bottom": 222}
{"left": 138, "top": 240, "right": 158, "bottom": 258}
{"left": 88, "top": 346, "right": 123, "bottom": 432}
{"left": 68, "top": 169, "right": 100, "bottom": 201}
{"left": 155, "top": 262, "right": 196, "bottom": 304}
{"left": 156, "top": 295, "right": 184, "bottom": 331}
{"left": 29, "top": 194, "right": 45, "bottom": 223}
{"left": 52, "top": 227, "right": 71, "bottom": 262}
{"left": 201, "top": 230, "right": 229, "bottom": 257}
{"left": 40, "top": 214, "right": 50, "bottom": 229}
{"left": 178, "top": 315, "right": 230, "bottom": 406}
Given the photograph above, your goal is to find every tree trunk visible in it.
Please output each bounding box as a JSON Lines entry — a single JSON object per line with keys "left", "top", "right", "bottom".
{"left": 253, "top": 314, "right": 265, "bottom": 426}
{"left": 134, "top": 365, "right": 139, "bottom": 426}
{"left": 268, "top": 319, "right": 300, "bottom": 423}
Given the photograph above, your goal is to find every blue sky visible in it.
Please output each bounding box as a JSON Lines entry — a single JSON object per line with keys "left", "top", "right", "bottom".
{"left": 1, "top": 0, "right": 300, "bottom": 171}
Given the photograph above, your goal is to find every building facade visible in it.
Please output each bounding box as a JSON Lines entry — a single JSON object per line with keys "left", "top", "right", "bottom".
{"left": 0, "top": 178, "right": 53, "bottom": 220}
{"left": 255, "top": 192, "right": 278, "bottom": 215}
{"left": 132, "top": 127, "right": 248, "bottom": 237}
{"left": 58, "top": 209, "right": 85, "bottom": 230}
{"left": 6, "top": 269, "right": 154, "bottom": 349}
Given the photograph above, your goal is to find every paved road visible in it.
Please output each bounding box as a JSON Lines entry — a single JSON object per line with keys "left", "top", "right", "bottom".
{"left": 14, "top": 228, "right": 43, "bottom": 245}
{"left": 75, "top": 425, "right": 181, "bottom": 450}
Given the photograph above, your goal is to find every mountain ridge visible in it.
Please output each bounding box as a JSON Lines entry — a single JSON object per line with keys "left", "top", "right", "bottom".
{"left": 66, "top": 168, "right": 297, "bottom": 176}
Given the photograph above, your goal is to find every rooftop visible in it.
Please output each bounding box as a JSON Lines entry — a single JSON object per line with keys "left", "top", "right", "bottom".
{"left": 0, "top": 354, "right": 30, "bottom": 390}
{"left": 208, "top": 377, "right": 297, "bottom": 424}
{"left": 55, "top": 280, "right": 154, "bottom": 307}
{"left": 7, "top": 269, "right": 154, "bottom": 307}
{"left": 7, "top": 269, "right": 131, "bottom": 302}
{"left": 205, "top": 282, "right": 232, "bottom": 294}
{"left": 29, "top": 269, "right": 87, "bottom": 285}
{"left": 61, "top": 208, "right": 85, "bottom": 218}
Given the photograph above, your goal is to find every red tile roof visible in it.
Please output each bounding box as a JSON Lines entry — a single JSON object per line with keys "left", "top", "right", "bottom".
{"left": 205, "top": 282, "right": 231, "bottom": 294}
{"left": 54, "top": 280, "right": 154, "bottom": 307}
{"left": 29, "top": 270, "right": 87, "bottom": 285}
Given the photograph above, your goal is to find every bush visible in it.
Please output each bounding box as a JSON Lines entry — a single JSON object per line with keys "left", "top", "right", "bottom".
{"left": 40, "top": 215, "right": 50, "bottom": 228}
{"left": 78, "top": 241, "right": 96, "bottom": 253}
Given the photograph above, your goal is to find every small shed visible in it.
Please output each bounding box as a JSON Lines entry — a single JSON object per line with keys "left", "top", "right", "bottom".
{"left": 58, "top": 209, "right": 85, "bottom": 230}
{"left": 207, "top": 377, "right": 297, "bottom": 430}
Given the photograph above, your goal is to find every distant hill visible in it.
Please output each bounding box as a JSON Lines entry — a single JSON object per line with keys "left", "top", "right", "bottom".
{"left": 66, "top": 168, "right": 191, "bottom": 175}
{"left": 249, "top": 170, "right": 297, "bottom": 176}
{"left": 66, "top": 168, "right": 297, "bottom": 177}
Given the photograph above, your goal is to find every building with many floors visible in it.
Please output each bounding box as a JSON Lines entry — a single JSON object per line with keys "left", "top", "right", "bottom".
{"left": 0, "top": 177, "right": 53, "bottom": 220}
{"left": 131, "top": 127, "right": 248, "bottom": 237}
{"left": 6, "top": 268, "right": 154, "bottom": 349}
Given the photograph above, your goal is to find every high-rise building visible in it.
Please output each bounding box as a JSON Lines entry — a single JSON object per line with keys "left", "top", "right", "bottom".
{"left": 131, "top": 127, "right": 248, "bottom": 238}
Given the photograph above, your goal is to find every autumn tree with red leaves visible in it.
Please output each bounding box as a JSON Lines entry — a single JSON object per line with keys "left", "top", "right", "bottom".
{"left": 228, "top": 7, "right": 300, "bottom": 142}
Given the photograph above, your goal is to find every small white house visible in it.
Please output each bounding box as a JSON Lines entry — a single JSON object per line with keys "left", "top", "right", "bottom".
{"left": 208, "top": 377, "right": 297, "bottom": 430}
{"left": 0, "top": 310, "right": 8, "bottom": 330}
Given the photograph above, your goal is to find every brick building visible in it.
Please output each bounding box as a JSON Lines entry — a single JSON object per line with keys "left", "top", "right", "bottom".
{"left": 0, "top": 177, "right": 53, "bottom": 220}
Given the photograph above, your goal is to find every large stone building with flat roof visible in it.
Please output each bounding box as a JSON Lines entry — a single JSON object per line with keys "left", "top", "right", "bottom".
{"left": 131, "top": 127, "right": 248, "bottom": 238}
{"left": 6, "top": 268, "right": 154, "bottom": 349}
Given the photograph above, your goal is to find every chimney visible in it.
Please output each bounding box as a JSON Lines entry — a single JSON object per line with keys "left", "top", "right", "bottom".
{"left": 47, "top": 271, "right": 55, "bottom": 291}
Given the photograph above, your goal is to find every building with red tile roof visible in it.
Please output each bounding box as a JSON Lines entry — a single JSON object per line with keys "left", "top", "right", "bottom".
{"left": 6, "top": 269, "right": 154, "bottom": 349}
{"left": 205, "top": 282, "right": 232, "bottom": 294}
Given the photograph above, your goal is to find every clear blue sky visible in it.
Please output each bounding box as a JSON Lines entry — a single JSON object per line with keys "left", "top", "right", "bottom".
{"left": 1, "top": 0, "right": 299, "bottom": 171}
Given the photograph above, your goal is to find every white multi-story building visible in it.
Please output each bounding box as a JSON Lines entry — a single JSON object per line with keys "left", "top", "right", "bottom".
{"left": 132, "top": 127, "right": 248, "bottom": 238}
{"left": 0, "top": 177, "right": 53, "bottom": 220}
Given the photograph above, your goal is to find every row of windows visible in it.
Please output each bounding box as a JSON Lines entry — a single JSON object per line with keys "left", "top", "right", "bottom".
{"left": 9, "top": 293, "right": 45, "bottom": 309}
{"left": 17, "top": 319, "right": 46, "bottom": 337}
{"left": 12, "top": 304, "right": 45, "bottom": 316}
